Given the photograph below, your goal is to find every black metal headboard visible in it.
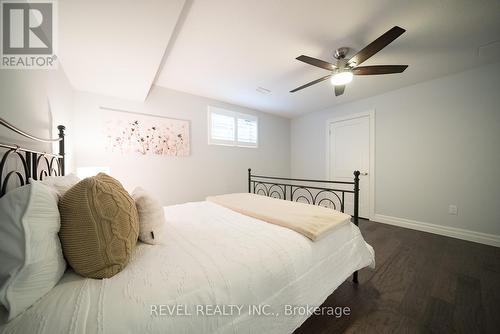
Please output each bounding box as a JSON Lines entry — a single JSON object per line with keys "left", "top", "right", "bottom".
{"left": 0, "top": 118, "right": 65, "bottom": 197}
{"left": 248, "top": 169, "right": 360, "bottom": 226}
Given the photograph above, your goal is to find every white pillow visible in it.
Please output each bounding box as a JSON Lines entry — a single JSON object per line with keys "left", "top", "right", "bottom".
{"left": 132, "top": 187, "right": 165, "bottom": 245}
{"left": 0, "top": 182, "right": 66, "bottom": 321}
{"left": 30, "top": 173, "right": 80, "bottom": 197}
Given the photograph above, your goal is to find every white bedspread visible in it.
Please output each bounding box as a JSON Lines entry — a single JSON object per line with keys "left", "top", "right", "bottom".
{"left": 0, "top": 201, "right": 374, "bottom": 334}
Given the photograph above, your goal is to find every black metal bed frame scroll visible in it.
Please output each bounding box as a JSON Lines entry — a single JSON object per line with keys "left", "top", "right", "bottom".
{"left": 0, "top": 118, "right": 65, "bottom": 197}
{"left": 248, "top": 168, "right": 361, "bottom": 283}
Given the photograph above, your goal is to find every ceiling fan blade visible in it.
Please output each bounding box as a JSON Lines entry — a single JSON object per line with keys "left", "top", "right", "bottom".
{"left": 296, "top": 55, "right": 336, "bottom": 71}
{"left": 334, "top": 85, "right": 345, "bottom": 96}
{"left": 353, "top": 65, "right": 408, "bottom": 75}
{"left": 348, "top": 26, "right": 406, "bottom": 67}
{"left": 290, "top": 75, "right": 332, "bottom": 93}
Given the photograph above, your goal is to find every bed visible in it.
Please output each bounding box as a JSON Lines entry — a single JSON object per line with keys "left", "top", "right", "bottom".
{"left": 0, "top": 119, "right": 375, "bottom": 334}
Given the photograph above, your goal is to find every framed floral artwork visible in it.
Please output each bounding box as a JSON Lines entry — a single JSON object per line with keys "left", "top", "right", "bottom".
{"left": 103, "top": 109, "right": 190, "bottom": 156}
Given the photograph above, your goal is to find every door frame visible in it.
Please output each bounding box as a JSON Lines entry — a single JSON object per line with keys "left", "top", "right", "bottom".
{"left": 325, "top": 110, "right": 376, "bottom": 221}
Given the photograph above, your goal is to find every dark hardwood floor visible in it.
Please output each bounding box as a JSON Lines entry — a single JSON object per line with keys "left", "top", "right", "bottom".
{"left": 294, "top": 220, "right": 500, "bottom": 334}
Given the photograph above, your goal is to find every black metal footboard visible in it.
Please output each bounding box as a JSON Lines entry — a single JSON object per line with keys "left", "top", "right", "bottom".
{"left": 247, "top": 168, "right": 361, "bottom": 283}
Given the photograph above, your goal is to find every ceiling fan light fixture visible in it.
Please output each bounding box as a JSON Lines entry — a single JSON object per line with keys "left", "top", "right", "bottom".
{"left": 330, "top": 71, "right": 353, "bottom": 86}
{"left": 291, "top": 27, "right": 407, "bottom": 95}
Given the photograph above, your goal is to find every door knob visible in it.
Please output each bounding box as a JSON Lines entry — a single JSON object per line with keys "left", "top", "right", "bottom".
{"left": 360, "top": 172, "right": 368, "bottom": 176}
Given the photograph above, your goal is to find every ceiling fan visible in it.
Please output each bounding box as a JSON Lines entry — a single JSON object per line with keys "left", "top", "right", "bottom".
{"left": 290, "top": 26, "right": 408, "bottom": 96}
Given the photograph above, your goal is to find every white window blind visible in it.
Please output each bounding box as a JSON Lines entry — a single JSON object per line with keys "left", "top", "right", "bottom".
{"left": 211, "top": 112, "right": 235, "bottom": 142}
{"left": 208, "top": 107, "right": 258, "bottom": 147}
{"left": 237, "top": 116, "right": 257, "bottom": 145}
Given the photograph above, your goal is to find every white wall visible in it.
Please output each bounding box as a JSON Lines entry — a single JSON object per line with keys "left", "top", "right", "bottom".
{"left": 0, "top": 68, "right": 75, "bottom": 170}
{"left": 291, "top": 62, "right": 500, "bottom": 241}
{"left": 2, "top": 58, "right": 497, "bottom": 246}
{"left": 73, "top": 86, "right": 290, "bottom": 205}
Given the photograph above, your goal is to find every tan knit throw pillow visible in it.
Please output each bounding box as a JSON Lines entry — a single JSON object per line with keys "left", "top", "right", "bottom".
{"left": 58, "top": 173, "right": 139, "bottom": 278}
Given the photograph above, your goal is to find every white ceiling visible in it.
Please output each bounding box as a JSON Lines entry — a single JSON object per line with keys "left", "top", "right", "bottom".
{"left": 57, "top": 0, "right": 500, "bottom": 118}
{"left": 155, "top": 0, "right": 500, "bottom": 117}
{"left": 59, "top": 0, "right": 185, "bottom": 101}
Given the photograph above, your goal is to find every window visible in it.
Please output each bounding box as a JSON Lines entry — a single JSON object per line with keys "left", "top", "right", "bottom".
{"left": 210, "top": 112, "right": 235, "bottom": 142}
{"left": 208, "top": 106, "right": 258, "bottom": 147}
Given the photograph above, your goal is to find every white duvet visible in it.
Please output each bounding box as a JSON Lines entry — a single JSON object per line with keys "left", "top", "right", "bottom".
{"left": 0, "top": 201, "right": 374, "bottom": 334}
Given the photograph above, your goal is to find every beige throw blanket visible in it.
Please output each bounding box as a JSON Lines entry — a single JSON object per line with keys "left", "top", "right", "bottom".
{"left": 206, "top": 193, "right": 351, "bottom": 241}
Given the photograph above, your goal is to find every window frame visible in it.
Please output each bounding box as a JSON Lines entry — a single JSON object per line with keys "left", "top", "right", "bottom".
{"left": 207, "top": 106, "right": 258, "bottom": 148}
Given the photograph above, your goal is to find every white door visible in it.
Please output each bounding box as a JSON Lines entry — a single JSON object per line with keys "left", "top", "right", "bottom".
{"left": 329, "top": 116, "right": 370, "bottom": 218}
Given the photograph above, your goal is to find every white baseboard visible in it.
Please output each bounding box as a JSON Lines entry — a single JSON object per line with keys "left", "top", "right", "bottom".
{"left": 372, "top": 214, "right": 500, "bottom": 248}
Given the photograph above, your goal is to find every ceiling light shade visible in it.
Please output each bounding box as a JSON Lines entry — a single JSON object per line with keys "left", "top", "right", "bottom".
{"left": 330, "top": 71, "right": 353, "bottom": 86}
